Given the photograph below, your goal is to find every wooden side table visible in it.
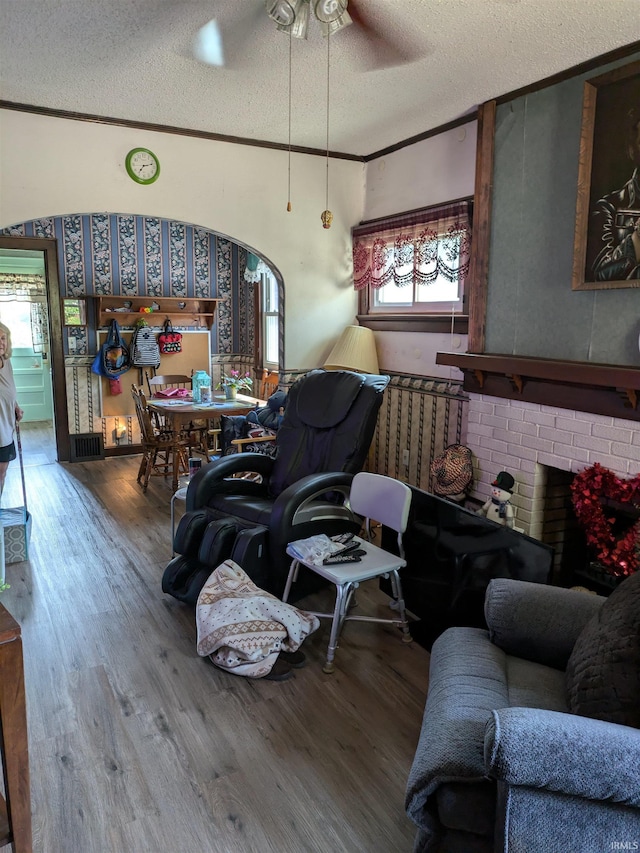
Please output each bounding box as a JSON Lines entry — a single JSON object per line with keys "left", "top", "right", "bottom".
{"left": 0, "top": 603, "right": 32, "bottom": 853}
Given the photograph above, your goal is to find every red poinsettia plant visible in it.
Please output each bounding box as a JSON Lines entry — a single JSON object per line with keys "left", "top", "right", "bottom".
{"left": 571, "top": 463, "right": 640, "bottom": 577}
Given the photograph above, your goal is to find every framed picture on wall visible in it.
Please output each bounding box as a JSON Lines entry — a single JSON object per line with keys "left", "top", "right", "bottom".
{"left": 572, "top": 59, "right": 640, "bottom": 291}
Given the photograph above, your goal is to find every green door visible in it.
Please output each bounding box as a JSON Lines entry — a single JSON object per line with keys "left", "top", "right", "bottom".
{"left": 11, "top": 346, "right": 54, "bottom": 422}
{"left": 1, "top": 301, "right": 54, "bottom": 423}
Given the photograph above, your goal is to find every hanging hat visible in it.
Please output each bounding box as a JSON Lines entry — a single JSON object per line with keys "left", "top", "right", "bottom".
{"left": 431, "top": 444, "right": 473, "bottom": 497}
{"left": 492, "top": 471, "right": 514, "bottom": 493}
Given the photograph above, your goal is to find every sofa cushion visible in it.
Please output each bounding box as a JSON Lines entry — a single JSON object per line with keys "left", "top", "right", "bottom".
{"left": 485, "top": 579, "right": 604, "bottom": 670}
{"left": 565, "top": 570, "right": 640, "bottom": 728}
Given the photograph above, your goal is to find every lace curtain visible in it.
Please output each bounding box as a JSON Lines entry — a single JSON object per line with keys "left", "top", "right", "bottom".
{"left": 352, "top": 200, "right": 472, "bottom": 291}
{"left": 243, "top": 253, "right": 270, "bottom": 283}
{"left": 0, "top": 273, "right": 47, "bottom": 300}
{"left": 30, "top": 303, "right": 46, "bottom": 353}
{"left": 0, "top": 273, "right": 48, "bottom": 353}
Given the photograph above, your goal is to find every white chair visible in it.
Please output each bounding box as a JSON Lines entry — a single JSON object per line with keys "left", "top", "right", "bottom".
{"left": 283, "top": 471, "right": 413, "bottom": 674}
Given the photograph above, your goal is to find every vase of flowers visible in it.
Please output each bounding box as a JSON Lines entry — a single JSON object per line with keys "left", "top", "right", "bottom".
{"left": 217, "top": 369, "right": 253, "bottom": 401}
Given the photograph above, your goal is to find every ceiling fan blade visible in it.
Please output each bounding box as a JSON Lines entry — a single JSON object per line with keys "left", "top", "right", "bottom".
{"left": 190, "top": 2, "right": 265, "bottom": 70}
{"left": 347, "top": 0, "right": 426, "bottom": 69}
{"left": 193, "top": 19, "right": 224, "bottom": 67}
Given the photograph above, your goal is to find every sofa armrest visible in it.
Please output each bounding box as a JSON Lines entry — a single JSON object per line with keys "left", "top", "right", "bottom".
{"left": 485, "top": 707, "right": 640, "bottom": 807}
{"left": 484, "top": 579, "right": 605, "bottom": 669}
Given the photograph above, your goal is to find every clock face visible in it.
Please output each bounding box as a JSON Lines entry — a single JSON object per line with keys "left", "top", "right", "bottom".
{"left": 125, "top": 148, "right": 160, "bottom": 184}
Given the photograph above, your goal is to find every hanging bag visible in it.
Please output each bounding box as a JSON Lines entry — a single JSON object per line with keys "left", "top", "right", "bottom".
{"left": 90, "top": 319, "right": 131, "bottom": 377}
{"left": 158, "top": 319, "right": 182, "bottom": 354}
{"left": 90, "top": 319, "right": 131, "bottom": 395}
{"left": 131, "top": 322, "right": 161, "bottom": 368}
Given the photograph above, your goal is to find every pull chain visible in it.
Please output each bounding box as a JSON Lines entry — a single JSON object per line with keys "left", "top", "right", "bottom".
{"left": 287, "top": 30, "right": 292, "bottom": 212}
{"left": 321, "top": 31, "right": 333, "bottom": 229}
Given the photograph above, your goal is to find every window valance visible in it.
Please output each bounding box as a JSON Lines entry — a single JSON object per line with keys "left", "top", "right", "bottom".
{"left": 0, "top": 273, "right": 47, "bottom": 301}
{"left": 352, "top": 200, "right": 472, "bottom": 291}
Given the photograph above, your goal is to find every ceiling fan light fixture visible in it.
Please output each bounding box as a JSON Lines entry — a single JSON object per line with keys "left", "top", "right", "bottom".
{"left": 266, "top": 0, "right": 296, "bottom": 28}
{"left": 277, "top": 0, "right": 310, "bottom": 39}
{"left": 318, "top": 10, "right": 352, "bottom": 37}
{"left": 313, "top": 0, "right": 348, "bottom": 24}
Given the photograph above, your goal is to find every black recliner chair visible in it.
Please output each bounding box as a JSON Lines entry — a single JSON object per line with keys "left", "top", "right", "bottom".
{"left": 163, "top": 369, "right": 389, "bottom": 602}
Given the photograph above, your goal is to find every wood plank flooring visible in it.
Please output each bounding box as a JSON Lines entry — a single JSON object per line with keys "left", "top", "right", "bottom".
{"left": 1, "top": 423, "right": 430, "bottom": 853}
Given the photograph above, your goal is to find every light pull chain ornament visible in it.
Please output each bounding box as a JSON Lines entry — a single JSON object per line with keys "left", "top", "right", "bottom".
{"left": 321, "top": 29, "right": 332, "bottom": 229}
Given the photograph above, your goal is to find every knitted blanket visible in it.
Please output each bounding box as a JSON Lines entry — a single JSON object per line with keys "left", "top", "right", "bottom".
{"left": 196, "top": 560, "right": 320, "bottom": 678}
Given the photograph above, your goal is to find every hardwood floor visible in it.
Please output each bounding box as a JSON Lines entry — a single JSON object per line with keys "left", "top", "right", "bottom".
{"left": 1, "top": 424, "right": 430, "bottom": 853}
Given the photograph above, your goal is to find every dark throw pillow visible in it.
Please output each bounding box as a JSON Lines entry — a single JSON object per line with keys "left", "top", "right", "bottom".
{"left": 565, "top": 570, "right": 640, "bottom": 728}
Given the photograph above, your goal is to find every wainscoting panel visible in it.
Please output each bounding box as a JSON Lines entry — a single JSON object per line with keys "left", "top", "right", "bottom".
{"left": 65, "top": 362, "right": 468, "bottom": 468}
{"left": 368, "top": 375, "right": 468, "bottom": 491}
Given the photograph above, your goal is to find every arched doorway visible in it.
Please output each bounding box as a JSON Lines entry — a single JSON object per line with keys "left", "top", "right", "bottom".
{"left": 0, "top": 219, "right": 285, "bottom": 459}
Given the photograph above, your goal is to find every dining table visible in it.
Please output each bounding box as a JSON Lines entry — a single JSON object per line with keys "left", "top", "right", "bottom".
{"left": 147, "top": 394, "right": 257, "bottom": 491}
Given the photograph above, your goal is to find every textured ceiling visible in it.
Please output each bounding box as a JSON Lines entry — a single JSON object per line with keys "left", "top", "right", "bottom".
{"left": 1, "top": 1, "right": 639, "bottom": 157}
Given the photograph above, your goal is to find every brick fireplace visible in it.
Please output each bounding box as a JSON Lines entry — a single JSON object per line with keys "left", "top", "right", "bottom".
{"left": 464, "top": 394, "right": 640, "bottom": 547}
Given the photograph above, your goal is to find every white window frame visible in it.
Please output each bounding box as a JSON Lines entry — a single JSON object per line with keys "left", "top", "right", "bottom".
{"left": 353, "top": 198, "right": 472, "bottom": 324}
{"left": 261, "top": 270, "right": 279, "bottom": 370}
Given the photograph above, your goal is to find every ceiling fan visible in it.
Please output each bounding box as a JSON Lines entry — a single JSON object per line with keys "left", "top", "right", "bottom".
{"left": 193, "top": 0, "right": 423, "bottom": 70}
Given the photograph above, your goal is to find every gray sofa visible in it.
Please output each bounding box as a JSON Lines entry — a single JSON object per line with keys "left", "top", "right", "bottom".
{"left": 405, "top": 577, "right": 640, "bottom": 853}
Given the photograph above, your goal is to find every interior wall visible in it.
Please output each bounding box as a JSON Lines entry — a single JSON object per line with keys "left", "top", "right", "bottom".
{"left": 1, "top": 214, "right": 254, "bottom": 360}
{"left": 486, "top": 50, "right": 640, "bottom": 367}
{"left": 363, "top": 121, "right": 478, "bottom": 220}
{"left": 0, "top": 108, "right": 365, "bottom": 371}
{"left": 362, "top": 121, "right": 478, "bottom": 377}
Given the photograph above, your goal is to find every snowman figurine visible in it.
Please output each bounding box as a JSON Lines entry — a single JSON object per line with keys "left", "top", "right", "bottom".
{"left": 478, "top": 471, "right": 515, "bottom": 528}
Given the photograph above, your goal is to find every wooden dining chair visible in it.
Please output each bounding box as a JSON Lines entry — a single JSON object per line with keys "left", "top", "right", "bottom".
{"left": 132, "top": 385, "right": 190, "bottom": 492}
{"left": 144, "top": 371, "right": 217, "bottom": 455}
{"left": 258, "top": 369, "right": 279, "bottom": 403}
{"left": 145, "top": 372, "right": 192, "bottom": 396}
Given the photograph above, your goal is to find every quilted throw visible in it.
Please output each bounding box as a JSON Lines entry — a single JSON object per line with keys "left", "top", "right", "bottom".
{"left": 196, "top": 560, "right": 320, "bottom": 678}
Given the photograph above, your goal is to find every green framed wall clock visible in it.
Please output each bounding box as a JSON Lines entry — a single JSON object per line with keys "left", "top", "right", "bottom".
{"left": 125, "top": 148, "right": 160, "bottom": 185}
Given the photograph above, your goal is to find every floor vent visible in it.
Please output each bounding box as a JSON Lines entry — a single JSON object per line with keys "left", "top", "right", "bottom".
{"left": 69, "top": 433, "right": 105, "bottom": 462}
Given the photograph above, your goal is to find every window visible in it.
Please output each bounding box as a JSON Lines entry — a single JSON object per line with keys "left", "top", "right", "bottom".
{"left": 352, "top": 199, "right": 472, "bottom": 319}
{"left": 0, "top": 300, "right": 33, "bottom": 347}
{"left": 62, "top": 298, "right": 87, "bottom": 326}
{"left": 245, "top": 252, "right": 280, "bottom": 370}
{"left": 261, "top": 270, "right": 279, "bottom": 368}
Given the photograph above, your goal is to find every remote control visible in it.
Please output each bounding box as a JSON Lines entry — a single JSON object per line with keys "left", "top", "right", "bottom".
{"left": 323, "top": 554, "right": 362, "bottom": 565}
{"left": 336, "top": 540, "right": 361, "bottom": 555}
{"left": 331, "top": 531, "right": 354, "bottom": 545}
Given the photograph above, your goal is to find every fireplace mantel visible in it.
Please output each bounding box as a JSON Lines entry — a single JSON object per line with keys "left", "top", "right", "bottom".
{"left": 436, "top": 352, "right": 640, "bottom": 421}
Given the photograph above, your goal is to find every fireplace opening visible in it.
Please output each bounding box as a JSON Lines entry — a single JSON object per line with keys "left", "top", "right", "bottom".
{"left": 540, "top": 468, "right": 587, "bottom": 587}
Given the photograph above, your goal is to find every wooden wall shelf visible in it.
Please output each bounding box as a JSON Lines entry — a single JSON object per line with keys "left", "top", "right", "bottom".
{"left": 436, "top": 352, "right": 640, "bottom": 422}
{"left": 94, "top": 296, "right": 220, "bottom": 329}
